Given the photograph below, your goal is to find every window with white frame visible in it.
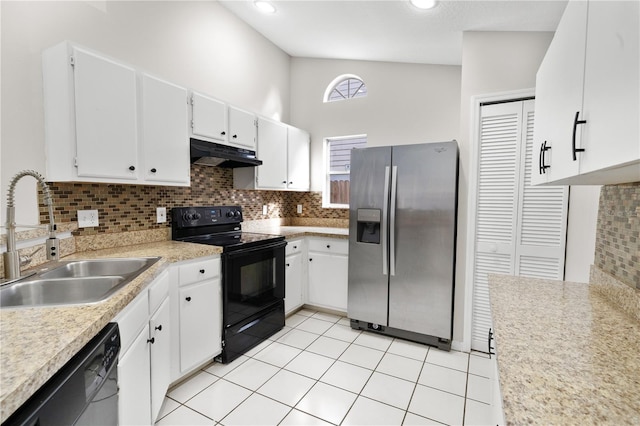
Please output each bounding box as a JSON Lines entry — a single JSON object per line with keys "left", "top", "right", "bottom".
{"left": 323, "top": 135, "right": 367, "bottom": 208}
{"left": 324, "top": 74, "right": 367, "bottom": 103}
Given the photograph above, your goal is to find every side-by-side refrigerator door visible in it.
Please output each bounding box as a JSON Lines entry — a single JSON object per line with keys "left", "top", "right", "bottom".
{"left": 388, "top": 142, "right": 458, "bottom": 340}
{"left": 348, "top": 146, "right": 392, "bottom": 326}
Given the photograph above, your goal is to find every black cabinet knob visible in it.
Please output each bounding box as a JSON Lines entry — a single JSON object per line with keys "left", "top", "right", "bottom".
{"left": 155, "top": 325, "right": 162, "bottom": 331}
{"left": 289, "top": 182, "right": 293, "bottom": 185}
{"left": 286, "top": 263, "right": 290, "bottom": 267}
{"left": 309, "top": 258, "right": 313, "bottom": 262}
{"left": 129, "top": 166, "right": 135, "bottom": 171}
{"left": 221, "top": 131, "right": 226, "bottom": 136}
{"left": 232, "top": 134, "right": 238, "bottom": 139}
{"left": 199, "top": 269, "right": 205, "bottom": 274}
{"left": 150, "top": 168, "right": 157, "bottom": 173}
{"left": 293, "top": 246, "right": 297, "bottom": 249}
{"left": 326, "top": 245, "right": 331, "bottom": 249}
{"left": 147, "top": 337, "right": 155, "bottom": 344}
{"left": 282, "top": 181, "right": 287, "bottom": 184}
{"left": 185, "top": 296, "right": 192, "bottom": 302}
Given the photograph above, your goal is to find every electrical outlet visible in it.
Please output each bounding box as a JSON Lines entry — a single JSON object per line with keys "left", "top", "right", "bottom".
{"left": 297, "top": 204, "right": 303, "bottom": 214}
{"left": 77, "top": 210, "right": 99, "bottom": 228}
{"left": 262, "top": 205, "right": 268, "bottom": 216}
{"left": 156, "top": 207, "right": 167, "bottom": 223}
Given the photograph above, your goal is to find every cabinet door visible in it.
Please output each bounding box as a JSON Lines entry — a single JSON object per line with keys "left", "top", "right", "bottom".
{"left": 191, "top": 92, "right": 227, "bottom": 142}
{"left": 149, "top": 298, "right": 171, "bottom": 423}
{"left": 287, "top": 126, "right": 310, "bottom": 190}
{"left": 141, "top": 74, "right": 189, "bottom": 185}
{"left": 179, "top": 280, "right": 221, "bottom": 373}
{"left": 285, "top": 252, "right": 303, "bottom": 315}
{"left": 257, "top": 117, "right": 288, "bottom": 189}
{"left": 308, "top": 252, "right": 348, "bottom": 311}
{"left": 532, "top": 0, "right": 587, "bottom": 183}
{"left": 73, "top": 47, "right": 138, "bottom": 180}
{"left": 118, "top": 324, "right": 151, "bottom": 426}
{"left": 228, "top": 106, "right": 256, "bottom": 149}
{"left": 580, "top": 1, "right": 640, "bottom": 175}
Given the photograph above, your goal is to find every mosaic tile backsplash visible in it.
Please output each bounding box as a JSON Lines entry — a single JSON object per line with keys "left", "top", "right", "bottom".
{"left": 594, "top": 181, "right": 640, "bottom": 290}
{"left": 40, "top": 165, "right": 347, "bottom": 237}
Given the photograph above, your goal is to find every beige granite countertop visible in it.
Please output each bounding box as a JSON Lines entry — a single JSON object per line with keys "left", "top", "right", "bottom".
{"left": 0, "top": 241, "right": 221, "bottom": 422}
{"left": 489, "top": 274, "right": 640, "bottom": 425}
{"left": 0, "top": 225, "right": 347, "bottom": 421}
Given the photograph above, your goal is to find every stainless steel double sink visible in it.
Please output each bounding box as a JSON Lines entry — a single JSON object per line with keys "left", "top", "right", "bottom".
{"left": 0, "top": 257, "right": 160, "bottom": 308}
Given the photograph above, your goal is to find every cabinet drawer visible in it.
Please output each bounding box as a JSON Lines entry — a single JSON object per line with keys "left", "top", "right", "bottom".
{"left": 114, "top": 291, "right": 149, "bottom": 353}
{"left": 148, "top": 269, "right": 169, "bottom": 314}
{"left": 286, "top": 239, "right": 304, "bottom": 256}
{"left": 179, "top": 258, "right": 220, "bottom": 286}
{"left": 308, "top": 238, "right": 348, "bottom": 255}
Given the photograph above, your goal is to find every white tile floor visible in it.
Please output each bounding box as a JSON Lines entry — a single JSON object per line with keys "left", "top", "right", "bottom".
{"left": 156, "top": 309, "right": 499, "bottom": 426}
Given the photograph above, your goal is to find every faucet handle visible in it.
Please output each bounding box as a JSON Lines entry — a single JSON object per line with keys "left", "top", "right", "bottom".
{"left": 19, "top": 246, "right": 43, "bottom": 267}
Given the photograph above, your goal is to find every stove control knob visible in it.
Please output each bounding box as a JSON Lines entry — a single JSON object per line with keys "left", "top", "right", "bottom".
{"left": 183, "top": 213, "right": 193, "bottom": 221}
{"left": 226, "top": 211, "right": 234, "bottom": 218}
{"left": 234, "top": 211, "right": 241, "bottom": 218}
{"left": 193, "top": 213, "right": 201, "bottom": 220}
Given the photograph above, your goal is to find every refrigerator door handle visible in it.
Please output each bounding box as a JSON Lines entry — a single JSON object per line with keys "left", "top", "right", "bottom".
{"left": 390, "top": 166, "right": 398, "bottom": 276}
{"left": 382, "top": 166, "right": 390, "bottom": 276}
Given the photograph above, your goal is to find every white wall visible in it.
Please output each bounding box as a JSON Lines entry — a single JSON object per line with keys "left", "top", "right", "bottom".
{"left": 565, "top": 185, "right": 601, "bottom": 283}
{"left": 0, "top": 1, "right": 290, "bottom": 226}
{"left": 289, "top": 58, "right": 462, "bottom": 191}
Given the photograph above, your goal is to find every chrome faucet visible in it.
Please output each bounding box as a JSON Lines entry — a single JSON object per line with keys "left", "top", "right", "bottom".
{"left": 4, "top": 170, "right": 60, "bottom": 280}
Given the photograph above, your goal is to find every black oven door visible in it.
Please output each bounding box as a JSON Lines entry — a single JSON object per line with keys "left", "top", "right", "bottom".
{"left": 222, "top": 240, "right": 286, "bottom": 327}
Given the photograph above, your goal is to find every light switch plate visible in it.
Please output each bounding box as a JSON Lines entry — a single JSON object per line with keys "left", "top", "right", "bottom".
{"left": 77, "top": 210, "right": 99, "bottom": 228}
{"left": 156, "top": 207, "right": 167, "bottom": 223}
{"left": 297, "top": 204, "right": 303, "bottom": 214}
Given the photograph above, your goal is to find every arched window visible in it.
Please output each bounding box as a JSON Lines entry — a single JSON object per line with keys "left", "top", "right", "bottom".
{"left": 324, "top": 74, "right": 367, "bottom": 102}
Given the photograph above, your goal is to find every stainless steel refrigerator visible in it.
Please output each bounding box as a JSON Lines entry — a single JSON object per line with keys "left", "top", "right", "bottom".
{"left": 348, "top": 141, "right": 458, "bottom": 350}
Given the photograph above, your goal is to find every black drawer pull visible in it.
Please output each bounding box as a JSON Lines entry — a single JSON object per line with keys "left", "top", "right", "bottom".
{"left": 572, "top": 111, "right": 586, "bottom": 161}
{"left": 185, "top": 296, "right": 192, "bottom": 302}
{"left": 150, "top": 168, "right": 157, "bottom": 173}
{"left": 540, "top": 141, "right": 551, "bottom": 174}
{"left": 147, "top": 337, "right": 155, "bottom": 344}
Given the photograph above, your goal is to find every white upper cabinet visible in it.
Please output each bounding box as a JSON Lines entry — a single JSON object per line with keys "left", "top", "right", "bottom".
{"left": 228, "top": 106, "right": 256, "bottom": 150}
{"left": 42, "top": 41, "right": 190, "bottom": 186}
{"left": 69, "top": 46, "right": 139, "bottom": 181}
{"left": 256, "top": 117, "right": 288, "bottom": 189}
{"left": 286, "top": 126, "right": 310, "bottom": 191}
{"left": 234, "top": 120, "right": 310, "bottom": 191}
{"left": 532, "top": 0, "right": 640, "bottom": 185}
{"left": 190, "top": 92, "right": 227, "bottom": 143}
{"left": 140, "top": 73, "right": 190, "bottom": 185}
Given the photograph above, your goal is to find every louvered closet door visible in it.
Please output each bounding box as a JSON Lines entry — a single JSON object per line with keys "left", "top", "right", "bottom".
{"left": 471, "top": 99, "right": 569, "bottom": 352}
{"left": 515, "top": 102, "right": 569, "bottom": 278}
{"left": 471, "top": 102, "right": 522, "bottom": 352}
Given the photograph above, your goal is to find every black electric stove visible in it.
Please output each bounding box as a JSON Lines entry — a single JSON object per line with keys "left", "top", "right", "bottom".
{"left": 171, "top": 206, "right": 286, "bottom": 363}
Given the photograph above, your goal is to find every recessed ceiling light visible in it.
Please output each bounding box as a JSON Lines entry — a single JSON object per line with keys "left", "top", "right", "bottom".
{"left": 254, "top": 1, "right": 276, "bottom": 14}
{"left": 410, "top": 0, "right": 438, "bottom": 10}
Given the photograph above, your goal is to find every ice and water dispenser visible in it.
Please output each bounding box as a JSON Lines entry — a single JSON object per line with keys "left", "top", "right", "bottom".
{"left": 356, "top": 209, "right": 381, "bottom": 244}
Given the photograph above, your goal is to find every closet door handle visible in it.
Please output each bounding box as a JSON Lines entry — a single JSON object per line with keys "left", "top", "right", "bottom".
{"left": 572, "top": 111, "right": 586, "bottom": 161}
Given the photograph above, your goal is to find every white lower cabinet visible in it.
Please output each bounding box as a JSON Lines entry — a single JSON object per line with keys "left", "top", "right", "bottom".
{"left": 175, "top": 257, "right": 222, "bottom": 375}
{"left": 285, "top": 239, "right": 305, "bottom": 315}
{"left": 179, "top": 280, "right": 220, "bottom": 371}
{"left": 116, "top": 270, "right": 170, "bottom": 425}
{"left": 306, "top": 238, "right": 349, "bottom": 312}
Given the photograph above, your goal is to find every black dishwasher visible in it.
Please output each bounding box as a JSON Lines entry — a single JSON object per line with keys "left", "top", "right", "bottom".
{"left": 3, "top": 323, "right": 120, "bottom": 426}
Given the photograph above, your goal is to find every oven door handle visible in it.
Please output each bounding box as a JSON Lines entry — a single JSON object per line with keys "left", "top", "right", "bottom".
{"left": 224, "top": 240, "right": 287, "bottom": 258}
